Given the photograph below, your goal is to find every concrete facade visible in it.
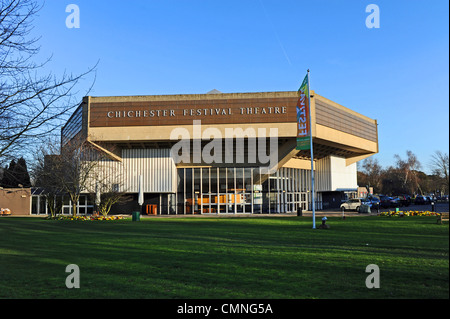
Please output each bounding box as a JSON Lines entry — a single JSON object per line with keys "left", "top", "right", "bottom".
{"left": 47, "top": 90, "right": 379, "bottom": 215}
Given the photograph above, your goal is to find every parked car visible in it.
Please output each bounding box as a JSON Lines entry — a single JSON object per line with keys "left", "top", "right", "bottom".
{"left": 368, "top": 196, "right": 381, "bottom": 208}
{"left": 425, "top": 196, "right": 432, "bottom": 204}
{"left": 379, "top": 195, "right": 393, "bottom": 208}
{"left": 400, "top": 195, "right": 411, "bottom": 207}
{"left": 340, "top": 198, "right": 371, "bottom": 212}
{"left": 414, "top": 195, "right": 426, "bottom": 205}
{"left": 394, "top": 195, "right": 411, "bottom": 207}
{"left": 389, "top": 197, "right": 401, "bottom": 207}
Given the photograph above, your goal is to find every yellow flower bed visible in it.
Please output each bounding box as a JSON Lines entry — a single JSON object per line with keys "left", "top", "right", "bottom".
{"left": 379, "top": 211, "right": 441, "bottom": 217}
{"left": 47, "top": 215, "right": 124, "bottom": 221}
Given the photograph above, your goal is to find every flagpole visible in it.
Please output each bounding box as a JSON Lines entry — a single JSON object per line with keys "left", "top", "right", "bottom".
{"left": 307, "top": 69, "right": 316, "bottom": 229}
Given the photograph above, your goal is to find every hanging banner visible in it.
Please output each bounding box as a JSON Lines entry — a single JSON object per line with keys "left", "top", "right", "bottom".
{"left": 296, "top": 74, "right": 311, "bottom": 150}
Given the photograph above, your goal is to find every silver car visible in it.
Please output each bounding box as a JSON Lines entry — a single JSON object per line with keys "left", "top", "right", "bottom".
{"left": 340, "top": 198, "right": 371, "bottom": 212}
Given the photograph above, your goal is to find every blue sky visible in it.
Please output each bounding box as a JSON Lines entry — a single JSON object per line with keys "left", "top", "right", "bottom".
{"left": 32, "top": 0, "right": 449, "bottom": 173}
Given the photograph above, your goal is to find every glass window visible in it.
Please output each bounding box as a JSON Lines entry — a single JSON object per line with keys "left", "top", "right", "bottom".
{"left": 31, "top": 196, "right": 38, "bottom": 214}
{"left": 218, "top": 168, "right": 227, "bottom": 213}
{"left": 38, "top": 197, "right": 46, "bottom": 214}
{"left": 185, "top": 168, "right": 193, "bottom": 214}
{"left": 193, "top": 168, "right": 200, "bottom": 213}
{"left": 63, "top": 196, "right": 70, "bottom": 205}
{"left": 227, "top": 168, "right": 235, "bottom": 213}
{"left": 61, "top": 106, "right": 83, "bottom": 146}
{"left": 201, "top": 168, "right": 210, "bottom": 213}
{"left": 243, "top": 168, "right": 253, "bottom": 213}
{"left": 194, "top": 168, "right": 200, "bottom": 192}
{"left": 219, "top": 168, "right": 227, "bottom": 193}
{"left": 210, "top": 168, "right": 218, "bottom": 195}
{"left": 227, "top": 168, "right": 235, "bottom": 192}
{"left": 202, "top": 168, "right": 209, "bottom": 194}
{"left": 235, "top": 168, "right": 243, "bottom": 190}
{"left": 210, "top": 168, "right": 218, "bottom": 214}
{"left": 177, "top": 168, "right": 185, "bottom": 214}
{"left": 243, "top": 168, "right": 252, "bottom": 192}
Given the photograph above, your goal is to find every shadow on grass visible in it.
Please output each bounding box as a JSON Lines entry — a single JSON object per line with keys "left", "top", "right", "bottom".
{"left": 0, "top": 217, "right": 448, "bottom": 299}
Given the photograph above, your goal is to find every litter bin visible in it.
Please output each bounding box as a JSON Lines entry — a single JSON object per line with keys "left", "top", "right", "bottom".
{"left": 297, "top": 207, "right": 302, "bottom": 216}
{"left": 132, "top": 211, "right": 140, "bottom": 221}
{"left": 360, "top": 204, "right": 371, "bottom": 214}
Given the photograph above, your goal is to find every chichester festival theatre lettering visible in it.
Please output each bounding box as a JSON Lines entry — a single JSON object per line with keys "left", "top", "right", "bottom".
{"left": 106, "top": 107, "right": 287, "bottom": 119}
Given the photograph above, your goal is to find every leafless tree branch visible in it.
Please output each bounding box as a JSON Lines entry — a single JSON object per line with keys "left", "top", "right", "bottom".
{"left": 1, "top": 0, "right": 97, "bottom": 163}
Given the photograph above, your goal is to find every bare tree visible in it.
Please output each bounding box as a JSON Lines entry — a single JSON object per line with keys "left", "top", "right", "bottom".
{"left": 358, "top": 157, "right": 383, "bottom": 192}
{"left": 33, "top": 136, "right": 129, "bottom": 217}
{"left": 32, "top": 136, "right": 100, "bottom": 217}
{"left": 394, "top": 150, "right": 422, "bottom": 195}
{"left": 430, "top": 151, "right": 449, "bottom": 194}
{"left": 93, "top": 181, "right": 132, "bottom": 217}
{"left": 32, "top": 137, "right": 64, "bottom": 217}
{"left": 56, "top": 138, "right": 101, "bottom": 217}
{"left": 0, "top": 0, "right": 96, "bottom": 162}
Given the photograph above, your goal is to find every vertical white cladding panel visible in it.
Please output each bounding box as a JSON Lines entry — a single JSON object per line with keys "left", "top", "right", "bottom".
{"left": 315, "top": 156, "right": 357, "bottom": 192}
{"left": 123, "top": 149, "right": 177, "bottom": 193}
{"left": 84, "top": 157, "right": 125, "bottom": 194}
{"left": 330, "top": 156, "right": 357, "bottom": 191}
{"left": 316, "top": 156, "right": 331, "bottom": 192}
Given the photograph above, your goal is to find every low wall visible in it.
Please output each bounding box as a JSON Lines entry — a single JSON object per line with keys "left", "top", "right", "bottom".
{"left": 0, "top": 188, "right": 31, "bottom": 216}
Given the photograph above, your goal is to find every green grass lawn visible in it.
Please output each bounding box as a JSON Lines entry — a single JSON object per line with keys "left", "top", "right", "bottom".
{"left": 0, "top": 216, "right": 448, "bottom": 299}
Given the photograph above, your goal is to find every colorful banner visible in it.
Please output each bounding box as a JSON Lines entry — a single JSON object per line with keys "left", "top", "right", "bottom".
{"left": 296, "top": 74, "right": 310, "bottom": 150}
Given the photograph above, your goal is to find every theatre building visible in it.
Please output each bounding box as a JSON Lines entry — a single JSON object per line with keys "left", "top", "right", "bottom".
{"left": 38, "top": 90, "right": 378, "bottom": 216}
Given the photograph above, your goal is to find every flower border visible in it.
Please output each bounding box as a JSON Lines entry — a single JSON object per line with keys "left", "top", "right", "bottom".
{"left": 379, "top": 211, "right": 441, "bottom": 217}
{"left": 47, "top": 215, "right": 124, "bottom": 221}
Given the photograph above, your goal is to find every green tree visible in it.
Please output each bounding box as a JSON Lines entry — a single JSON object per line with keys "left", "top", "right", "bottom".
{"left": 14, "top": 157, "right": 31, "bottom": 187}
{"left": 0, "top": 157, "right": 31, "bottom": 188}
{"left": 0, "top": 160, "right": 16, "bottom": 187}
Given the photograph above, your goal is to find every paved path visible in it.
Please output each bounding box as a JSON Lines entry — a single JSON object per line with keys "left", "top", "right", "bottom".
{"left": 138, "top": 202, "right": 449, "bottom": 218}
{"left": 4, "top": 202, "right": 448, "bottom": 218}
